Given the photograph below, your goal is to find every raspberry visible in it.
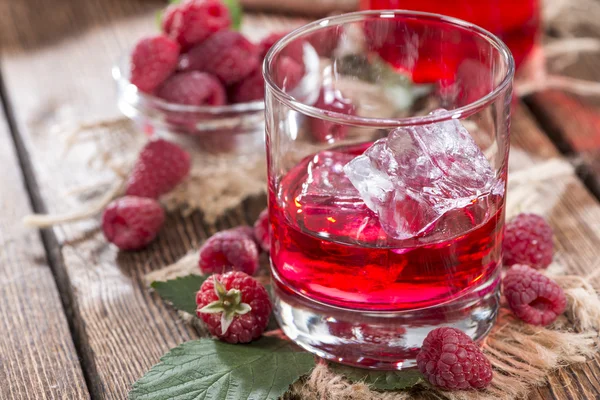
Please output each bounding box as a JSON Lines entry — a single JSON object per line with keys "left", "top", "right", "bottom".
{"left": 130, "top": 35, "right": 180, "bottom": 93}
{"left": 231, "top": 225, "right": 255, "bottom": 240}
{"left": 229, "top": 68, "right": 264, "bottom": 103}
{"left": 307, "top": 29, "right": 339, "bottom": 56}
{"left": 102, "top": 196, "right": 165, "bottom": 251}
{"left": 258, "top": 32, "right": 304, "bottom": 62}
{"left": 162, "top": 0, "right": 231, "bottom": 50}
{"left": 503, "top": 264, "right": 567, "bottom": 326}
{"left": 199, "top": 229, "right": 259, "bottom": 275}
{"left": 196, "top": 272, "right": 272, "bottom": 343}
{"left": 126, "top": 139, "right": 191, "bottom": 199}
{"left": 503, "top": 213, "right": 554, "bottom": 269}
{"left": 273, "top": 56, "right": 304, "bottom": 92}
{"left": 253, "top": 208, "right": 270, "bottom": 252}
{"left": 417, "top": 327, "right": 493, "bottom": 390}
{"left": 310, "top": 88, "right": 356, "bottom": 143}
{"left": 179, "top": 31, "right": 259, "bottom": 85}
{"left": 156, "top": 71, "right": 226, "bottom": 106}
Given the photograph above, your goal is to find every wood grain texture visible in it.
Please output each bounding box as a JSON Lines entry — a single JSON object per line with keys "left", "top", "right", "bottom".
{"left": 526, "top": 51, "right": 600, "bottom": 199}
{"left": 0, "top": 92, "right": 89, "bottom": 397}
{"left": 1, "top": 1, "right": 600, "bottom": 399}
{"left": 0, "top": 2, "right": 278, "bottom": 398}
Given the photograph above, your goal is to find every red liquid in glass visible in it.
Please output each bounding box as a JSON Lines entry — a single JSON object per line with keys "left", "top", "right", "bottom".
{"left": 270, "top": 144, "right": 504, "bottom": 311}
{"left": 361, "top": 0, "right": 539, "bottom": 71}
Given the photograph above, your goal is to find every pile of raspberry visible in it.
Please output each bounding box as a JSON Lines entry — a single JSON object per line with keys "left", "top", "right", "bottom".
{"left": 129, "top": 0, "right": 304, "bottom": 106}
{"left": 195, "top": 211, "right": 272, "bottom": 344}
{"left": 416, "top": 213, "right": 568, "bottom": 391}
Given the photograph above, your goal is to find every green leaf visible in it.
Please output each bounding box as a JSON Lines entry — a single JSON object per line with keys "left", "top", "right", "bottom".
{"left": 129, "top": 337, "right": 315, "bottom": 400}
{"left": 329, "top": 363, "right": 424, "bottom": 391}
{"left": 223, "top": 0, "right": 243, "bottom": 30}
{"left": 155, "top": 10, "right": 164, "bottom": 29}
{"left": 151, "top": 274, "right": 208, "bottom": 315}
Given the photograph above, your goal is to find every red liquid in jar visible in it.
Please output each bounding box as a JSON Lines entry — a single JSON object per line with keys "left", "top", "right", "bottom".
{"left": 270, "top": 144, "right": 504, "bottom": 311}
{"left": 361, "top": 0, "right": 539, "bottom": 71}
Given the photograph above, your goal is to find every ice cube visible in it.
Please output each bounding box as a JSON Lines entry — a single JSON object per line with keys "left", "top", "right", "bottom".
{"left": 293, "top": 150, "right": 387, "bottom": 243}
{"left": 299, "top": 151, "right": 359, "bottom": 199}
{"left": 343, "top": 109, "right": 500, "bottom": 240}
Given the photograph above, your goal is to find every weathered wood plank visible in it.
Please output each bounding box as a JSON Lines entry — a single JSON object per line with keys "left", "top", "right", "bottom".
{"left": 0, "top": 1, "right": 277, "bottom": 398}
{"left": 1, "top": 1, "right": 600, "bottom": 398}
{"left": 0, "top": 87, "right": 89, "bottom": 398}
{"left": 525, "top": 52, "right": 600, "bottom": 199}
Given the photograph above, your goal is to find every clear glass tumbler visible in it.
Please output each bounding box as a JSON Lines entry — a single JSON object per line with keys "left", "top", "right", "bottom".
{"left": 263, "top": 10, "right": 514, "bottom": 369}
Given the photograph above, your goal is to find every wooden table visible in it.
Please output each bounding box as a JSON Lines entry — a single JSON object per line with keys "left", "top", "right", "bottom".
{"left": 0, "top": 1, "right": 599, "bottom": 399}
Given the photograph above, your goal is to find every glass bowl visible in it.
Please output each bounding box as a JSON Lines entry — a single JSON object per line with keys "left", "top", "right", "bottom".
{"left": 113, "top": 55, "right": 265, "bottom": 154}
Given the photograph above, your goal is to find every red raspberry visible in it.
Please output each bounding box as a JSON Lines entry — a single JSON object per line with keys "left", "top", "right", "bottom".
{"left": 196, "top": 272, "right": 272, "bottom": 343}
{"left": 253, "top": 208, "right": 270, "bottom": 252}
{"left": 179, "top": 31, "right": 260, "bottom": 85}
{"left": 199, "top": 229, "right": 259, "bottom": 275}
{"left": 307, "top": 27, "right": 339, "bottom": 56}
{"left": 229, "top": 68, "right": 264, "bottom": 103}
{"left": 126, "top": 139, "right": 191, "bottom": 199}
{"left": 258, "top": 32, "right": 304, "bottom": 62}
{"left": 310, "top": 88, "right": 356, "bottom": 143}
{"left": 102, "top": 196, "right": 165, "bottom": 251}
{"left": 417, "top": 327, "right": 493, "bottom": 390}
{"left": 130, "top": 35, "right": 180, "bottom": 93}
{"left": 162, "top": 0, "right": 231, "bottom": 50}
{"left": 273, "top": 56, "right": 304, "bottom": 92}
{"left": 503, "top": 264, "right": 567, "bottom": 326}
{"left": 503, "top": 213, "right": 554, "bottom": 269}
{"left": 231, "top": 225, "right": 255, "bottom": 239}
{"left": 156, "top": 71, "right": 226, "bottom": 106}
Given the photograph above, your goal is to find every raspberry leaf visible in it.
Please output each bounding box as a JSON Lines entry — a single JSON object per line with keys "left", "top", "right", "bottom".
{"left": 223, "top": 0, "right": 242, "bottom": 30}
{"left": 129, "top": 337, "right": 315, "bottom": 400}
{"left": 151, "top": 274, "right": 208, "bottom": 314}
{"left": 329, "top": 363, "right": 424, "bottom": 391}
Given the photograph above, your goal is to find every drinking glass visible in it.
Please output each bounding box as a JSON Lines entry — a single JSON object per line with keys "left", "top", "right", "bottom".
{"left": 263, "top": 10, "right": 514, "bottom": 369}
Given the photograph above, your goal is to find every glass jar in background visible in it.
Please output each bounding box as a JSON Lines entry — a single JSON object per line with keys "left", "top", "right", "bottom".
{"left": 360, "top": 0, "right": 539, "bottom": 73}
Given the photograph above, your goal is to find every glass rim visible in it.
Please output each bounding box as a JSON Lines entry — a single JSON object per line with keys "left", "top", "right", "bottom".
{"left": 112, "top": 54, "right": 265, "bottom": 114}
{"left": 263, "top": 10, "right": 515, "bottom": 128}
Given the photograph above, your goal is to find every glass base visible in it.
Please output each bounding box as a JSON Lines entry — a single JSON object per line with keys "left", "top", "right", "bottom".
{"left": 272, "top": 270, "right": 500, "bottom": 370}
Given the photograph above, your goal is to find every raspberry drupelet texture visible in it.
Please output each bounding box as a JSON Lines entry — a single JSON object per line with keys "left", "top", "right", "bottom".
{"left": 199, "top": 229, "right": 260, "bottom": 275}
{"left": 157, "top": 71, "right": 226, "bottom": 106}
{"left": 229, "top": 68, "right": 264, "bottom": 103}
{"left": 162, "top": 0, "right": 231, "bottom": 50}
{"left": 417, "top": 327, "right": 493, "bottom": 390}
{"left": 179, "top": 31, "right": 260, "bottom": 85}
{"left": 231, "top": 225, "right": 256, "bottom": 240}
{"left": 503, "top": 264, "right": 567, "bottom": 326}
{"left": 102, "top": 196, "right": 165, "bottom": 251}
{"left": 196, "top": 272, "right": 272, "bottom": 343}
{"left": 253, "top": 208, "right": 270, "bottom": 252}
{"left": 130, "top": 35, "right": 180, "bottom": 93}
{"left": 503, "top": 213, "right": 554, "bottom": 269}
{"left": 125, "top": 139, "right": 191, "bottom": 199}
